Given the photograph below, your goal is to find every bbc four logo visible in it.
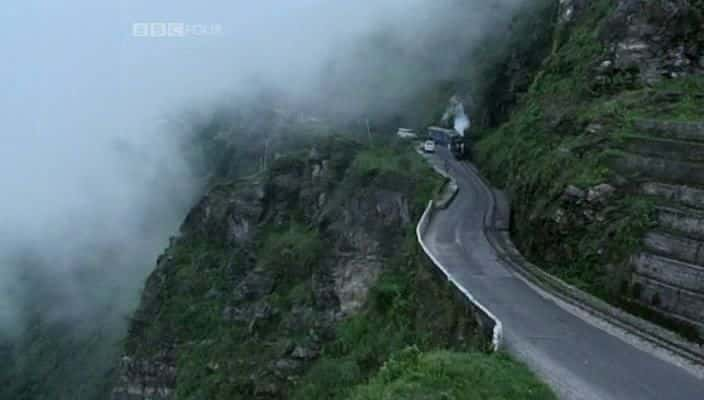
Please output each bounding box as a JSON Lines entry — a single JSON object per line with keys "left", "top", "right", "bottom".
{"left": 132, "top": 22, "right": 223, "bottom": 38}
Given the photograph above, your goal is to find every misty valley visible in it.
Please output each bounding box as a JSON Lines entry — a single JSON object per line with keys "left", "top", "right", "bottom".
{"left": 3, "top": 1, "right": 704, "bottom": 400}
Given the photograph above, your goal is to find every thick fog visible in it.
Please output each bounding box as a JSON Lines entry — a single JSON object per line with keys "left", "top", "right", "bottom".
{"left": 0, "top": 0, "right": 528, "bottom": 339}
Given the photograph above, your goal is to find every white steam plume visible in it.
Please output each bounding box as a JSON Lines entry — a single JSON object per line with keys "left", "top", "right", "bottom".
{"left": 454, "top": 102, "right": 471, "bottom": 136}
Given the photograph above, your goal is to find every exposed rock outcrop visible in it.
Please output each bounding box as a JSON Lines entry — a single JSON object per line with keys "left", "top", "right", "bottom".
{"left": 112, "top": 142, "right": 422, "bottom": 399}
{"left": 586, "top": 0, "right": 704, "bottom": 86}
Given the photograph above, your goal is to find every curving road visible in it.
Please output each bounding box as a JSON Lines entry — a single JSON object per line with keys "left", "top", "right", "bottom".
{"left": 421, "top": 148, "right": 704, "bottom": 400}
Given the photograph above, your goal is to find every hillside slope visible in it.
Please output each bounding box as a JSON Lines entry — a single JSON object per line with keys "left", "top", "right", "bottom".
{"left": 477, "top": 0, "right": 704, "bottom": 341}
{"left": 111, "top": 136, "right": 554, "bottom": 399}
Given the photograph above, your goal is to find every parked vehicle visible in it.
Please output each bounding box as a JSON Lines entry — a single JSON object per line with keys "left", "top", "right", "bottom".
{"left": 423, "top": 140, "right": 436, "bottom": 153}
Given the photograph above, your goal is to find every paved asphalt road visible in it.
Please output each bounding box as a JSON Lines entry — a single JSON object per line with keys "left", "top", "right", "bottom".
{"left": 421, "top": 148, "right": 704, "bottom": 400}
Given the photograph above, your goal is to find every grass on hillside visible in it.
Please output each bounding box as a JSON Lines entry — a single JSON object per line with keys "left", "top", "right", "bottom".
{"left": 347, "top": 348, "right": 556, "bottom": 400}
{"left": 349, "top": 142, "right": 441, "bottom": 213}
{"left": 290, "top": 142, "right": 555, "bottom": 399}
{"left": 258, "top": 223, "right": 323, "bottom": 278}
{"left": 291, "top": 231, "right": 553, "bottom": 400}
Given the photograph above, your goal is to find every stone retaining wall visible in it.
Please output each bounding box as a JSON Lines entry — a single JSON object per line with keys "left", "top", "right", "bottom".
{"left": 473, "top": 171, "right": 704, "bottom": 365}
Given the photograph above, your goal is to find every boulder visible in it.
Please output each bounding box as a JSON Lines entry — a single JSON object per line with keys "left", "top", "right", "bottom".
{"left": 254, "top": 382, "right": 280, "bottom": 397}
{"left": 181, "top": 182, "right": 264, "bottom": 246}
{"left": 564, "top": 185, "right": 586, "bottom": 201}
{"left": 223, "top": 302, "right": 273, "bottom": 324}
{"left": 587, "top": 183, "right": 616, "bottom": 204}
{"left": 232, "top": 270, "right": 275, "bottom": 303}
{"left": 290, "top": 345, "right": 320, "bottom": 361}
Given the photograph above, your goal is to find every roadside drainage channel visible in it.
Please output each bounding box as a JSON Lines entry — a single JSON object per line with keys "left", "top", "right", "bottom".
{"left": 467, "top": 163, "right": 704, "bottom": 368}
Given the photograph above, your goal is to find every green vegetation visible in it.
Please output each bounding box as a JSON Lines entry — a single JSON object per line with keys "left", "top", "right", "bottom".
{"left": 292, "top": 232, "right": 552, "bottom": 400}
{"left": 475, "top": 0, "right": 704, "bottom": 339}
{"left": 117, "top": 136, "right": 554, "bottom": 399}
{"left": 258, "top": 223, "right": 323, "bottom": 278}
{"left": 349, "top": 143, "right": 441, "bottom": 212}
{"left": 138, "top": 223, "right": 329, "bottom": 399}
{"left": 286, "top": 142, "right": 552, "bottom": 400}
{"left": 476, "top": 0, "right": 638, "bottom": 297}
{"left": 291, "top": 231, "right": 478, "bottom": 400}
{"left": 347, "top": 348, "right": 555, "bottom": 400}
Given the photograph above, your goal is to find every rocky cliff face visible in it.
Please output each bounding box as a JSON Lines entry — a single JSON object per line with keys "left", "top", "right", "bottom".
{"left": 477, "top": 0, "right": 704, "bottom": 341}
{"left": 111, "top": 136, "right": 480, "bottom": 399}
{"left": 568, "top": 0, "right": 704, "bottom": 84}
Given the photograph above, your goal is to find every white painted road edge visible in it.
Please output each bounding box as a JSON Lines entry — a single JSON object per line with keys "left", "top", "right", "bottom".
{"left": 416, "top": 200, "right": 504, "bottom": 351}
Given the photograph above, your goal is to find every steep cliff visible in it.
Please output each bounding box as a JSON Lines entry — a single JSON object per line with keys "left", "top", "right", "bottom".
{"left": 0, "top": 98, "right": 333, "bottom": 400}
{"left": 111, "top": 132, "right": 554, "bottom": 399}
{"left": 477, "top": 0, "right": 704, "bottom": 341}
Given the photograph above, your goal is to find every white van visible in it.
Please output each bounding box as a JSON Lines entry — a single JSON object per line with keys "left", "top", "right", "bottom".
{"left": 423, "top": 140, "right": 436, "bottom": 153}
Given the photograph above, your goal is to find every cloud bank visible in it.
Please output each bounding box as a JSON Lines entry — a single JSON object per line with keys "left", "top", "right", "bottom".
{"left": 0, "top": 0, "right": 528, "bottom": 342}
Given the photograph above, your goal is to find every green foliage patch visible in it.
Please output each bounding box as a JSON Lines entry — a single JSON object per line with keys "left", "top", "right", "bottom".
{"left": 290, "top": 225, "right": 553, "bottom": 400}
{"left": 258, "top": 223, "right": 323, "bottom": 279}
{"left": 347, "top": 348, "right": 556, "bottom": 400}
{"left": 349, "top": 142, "right": 442, "bottom": 213}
